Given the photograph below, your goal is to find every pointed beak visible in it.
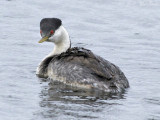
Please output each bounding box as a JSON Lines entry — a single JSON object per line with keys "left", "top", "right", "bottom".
{"left": 38, "top": 36, "right": 49, "bottom": 43}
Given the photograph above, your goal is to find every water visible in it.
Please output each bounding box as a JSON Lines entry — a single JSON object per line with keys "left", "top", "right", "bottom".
{"left": 0, "top": 0, "right": 160, "bottom": 120}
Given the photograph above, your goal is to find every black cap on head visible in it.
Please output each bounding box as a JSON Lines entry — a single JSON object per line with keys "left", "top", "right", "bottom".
{"left": 40, "top": 18, "right": 62, "bottom": 33}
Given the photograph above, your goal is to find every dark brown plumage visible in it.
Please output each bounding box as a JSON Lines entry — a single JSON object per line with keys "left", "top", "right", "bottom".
{"left": 37, "top": 47, "right": 129, "bottom": 93}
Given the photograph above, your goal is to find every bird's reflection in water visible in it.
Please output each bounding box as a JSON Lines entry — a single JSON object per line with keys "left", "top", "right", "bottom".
{"left": 38, "top": 78, "right": 126, "bottom": 119}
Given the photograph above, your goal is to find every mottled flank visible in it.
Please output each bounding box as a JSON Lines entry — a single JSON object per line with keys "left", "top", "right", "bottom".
{"left": 37, "top": 47, "right": 129, "bottom": 93}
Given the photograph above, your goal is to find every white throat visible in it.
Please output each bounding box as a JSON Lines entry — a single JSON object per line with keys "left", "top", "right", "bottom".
{"left": 47, "top": 26, "right": 70, "bottom": 57}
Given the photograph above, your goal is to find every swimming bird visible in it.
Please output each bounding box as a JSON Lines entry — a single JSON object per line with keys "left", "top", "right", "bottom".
{"left": 36, "top": 18, "right": 129, "bottom": 93}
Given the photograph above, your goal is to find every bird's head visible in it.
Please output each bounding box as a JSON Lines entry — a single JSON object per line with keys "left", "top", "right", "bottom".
{"left": 38, "top": 18, "right": 63, "bottom": 44}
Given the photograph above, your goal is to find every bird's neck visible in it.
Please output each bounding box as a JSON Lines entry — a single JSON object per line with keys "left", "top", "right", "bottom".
{"left": 47, "top": 26, "right": 71, "bottom": 57}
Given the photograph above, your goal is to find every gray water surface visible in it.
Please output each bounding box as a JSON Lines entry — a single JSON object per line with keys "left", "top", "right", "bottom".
{"left": 0, "top": 0, "right": 160, "bottom": 120}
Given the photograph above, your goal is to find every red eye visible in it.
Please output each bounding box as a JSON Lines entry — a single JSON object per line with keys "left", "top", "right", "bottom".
{"left": 40, "top": 30, "right": 42, "bottom": 34}
{"left": 50, "top": 30, "right": 54, "bottom": 35}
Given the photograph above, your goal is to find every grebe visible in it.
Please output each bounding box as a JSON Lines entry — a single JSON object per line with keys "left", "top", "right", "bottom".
{"left": 36, "top": 18, "right": 129, "bottom": 93}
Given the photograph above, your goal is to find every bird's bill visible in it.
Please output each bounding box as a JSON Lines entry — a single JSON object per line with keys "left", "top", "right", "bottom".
{"left": 38, "top": 36, "right": 49, "bottom": 43}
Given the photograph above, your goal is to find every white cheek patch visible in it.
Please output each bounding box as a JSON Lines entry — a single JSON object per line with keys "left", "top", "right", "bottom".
{"left": 49, "top": 27, "right": 63, "bottom": 43}
{"left": 49, "top": 35, "right": 54, "bottom": 41}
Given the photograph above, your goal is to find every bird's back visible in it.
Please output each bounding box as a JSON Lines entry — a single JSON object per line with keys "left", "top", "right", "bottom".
{"left": 37, "top": 47, "right": 129, "bottom": 93}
